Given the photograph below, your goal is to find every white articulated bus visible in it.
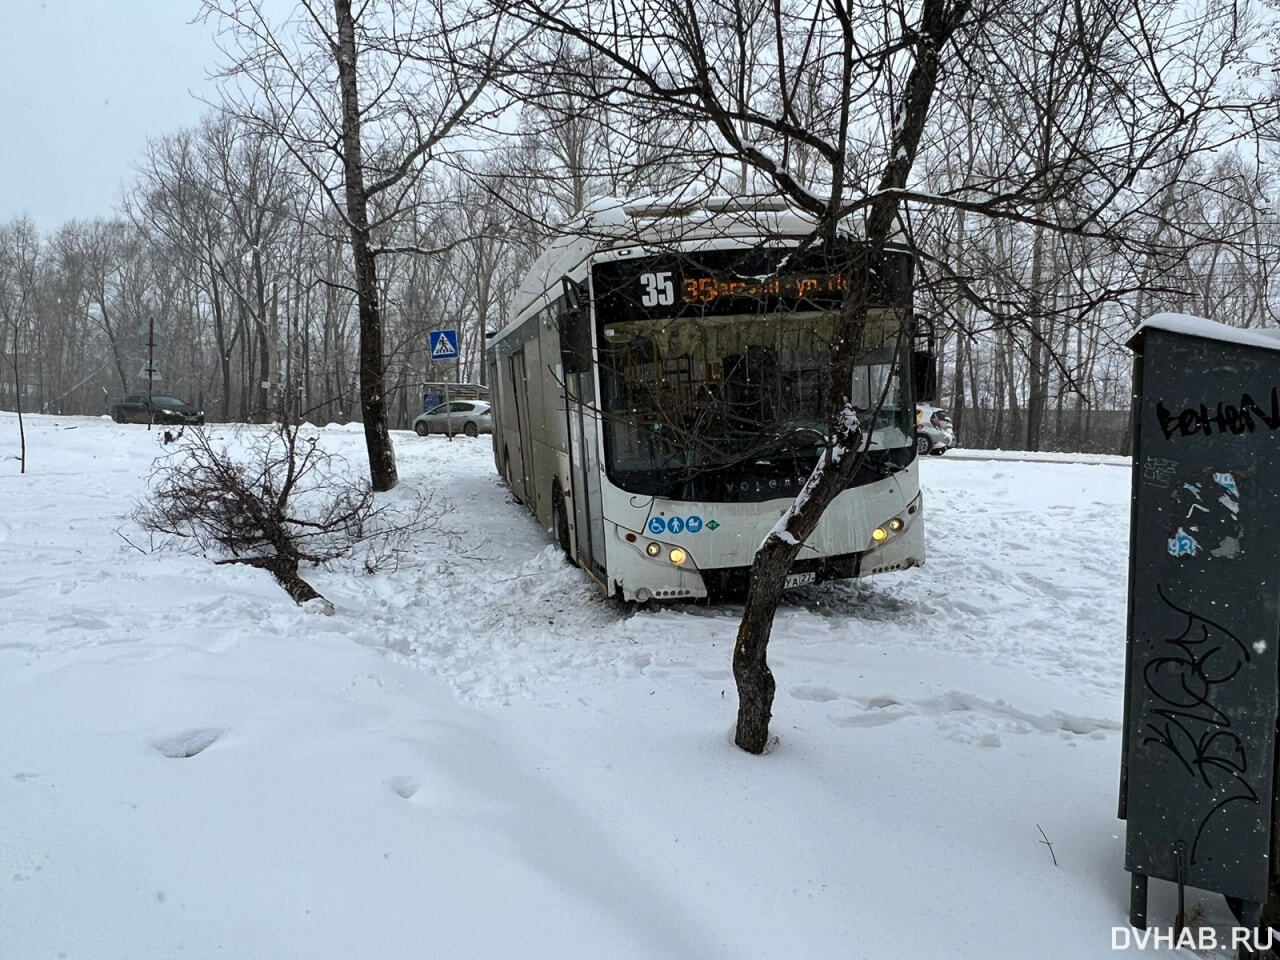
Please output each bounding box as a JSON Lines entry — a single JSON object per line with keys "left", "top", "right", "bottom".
{"left": 486, "top": 198, "right": 930, "bottom": 602}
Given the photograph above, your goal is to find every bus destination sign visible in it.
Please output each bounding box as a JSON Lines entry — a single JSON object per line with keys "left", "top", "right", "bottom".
{"left": 680, "top": 271, "right": 848, "bottom": 304}
{"left": 594, "top": 245, "right": 911, "bottom": 321}
{"left": 625, "top": 264, "right": 853, "bottom": 315}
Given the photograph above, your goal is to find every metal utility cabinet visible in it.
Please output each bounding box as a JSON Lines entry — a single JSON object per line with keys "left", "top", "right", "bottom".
{"left": 1121, "top": 314, "right": 1280, "bottom": 930}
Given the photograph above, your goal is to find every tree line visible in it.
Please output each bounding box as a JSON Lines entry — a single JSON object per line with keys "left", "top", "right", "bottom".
{"left": 0, "top": 0, "right": 1276, "bottom": 465}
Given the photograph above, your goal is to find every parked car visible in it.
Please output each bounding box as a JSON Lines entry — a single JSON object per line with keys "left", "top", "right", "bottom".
{"left": 915, "top": 404, "right": 955, "bottom": 455}
{"left": 413, "top": 400, "right": 492, "bottom": 437}
{"left": 110, "top": 394, "right": 205, "bottom": 426}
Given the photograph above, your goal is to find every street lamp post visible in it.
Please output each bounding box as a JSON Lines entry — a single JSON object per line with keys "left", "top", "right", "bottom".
{"left": 146, "top": 315, "right": 155, "bottom": 431}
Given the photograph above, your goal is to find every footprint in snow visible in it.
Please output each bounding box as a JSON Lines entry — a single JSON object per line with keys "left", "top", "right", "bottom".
{"left": 151, "top": 728, "right": 225, "bottom": 759}
{"left": 826, "top": 692, "right": 1120, "bottom": 745}
{"left": 829, "top": 696, "right": 908, "bottom": 728}
{"left": 789, "top": 685, "right": 842, "bottom": 702}
{"left": 386, "top": 775, "right": 421, "bottom": 801}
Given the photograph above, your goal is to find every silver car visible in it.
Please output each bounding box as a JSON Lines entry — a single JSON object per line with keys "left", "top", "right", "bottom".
{"left": 412, "top": 400, "right": 492, "bottom": 437}
{"left": 915, "top": 404, "right": 955, "bottom": 455}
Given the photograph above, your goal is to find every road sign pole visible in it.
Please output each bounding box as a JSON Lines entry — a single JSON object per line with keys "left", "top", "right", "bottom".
{"left": 454, "top": 349, "right": 461, "bottom": 441}
{"left": 428, "top": 329, "right": 461, "bottom": 439}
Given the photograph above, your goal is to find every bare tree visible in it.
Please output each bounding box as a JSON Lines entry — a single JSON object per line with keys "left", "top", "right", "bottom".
{"left": 202, "top": 0, "right": 523, "bottom": 490}
{"left": 0, "top": 218, "right": 40, "bottom": 472}
{"left": 135, "top": 421, "right": 446, "bottom": 607}
{"left": 510, "top": 0, "right": 1276, "bottom": 752}
{"left": 129, "top": 121, "right": 250, "bottom": 421}
{"left": 507, "top": 0, "right": 973, "bottom": 752}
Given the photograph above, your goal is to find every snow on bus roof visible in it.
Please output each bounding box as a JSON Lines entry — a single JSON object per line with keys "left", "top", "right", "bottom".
{"left": 496, "top": 196, "right": 832, "bottom": 338}
{"left": 1134, "top": 312, "right": 1280, "bottom": 352}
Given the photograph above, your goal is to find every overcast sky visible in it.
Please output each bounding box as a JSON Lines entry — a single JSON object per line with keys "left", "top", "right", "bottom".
{"left": 1, "top": 1, "right": 222, "bottom": 233}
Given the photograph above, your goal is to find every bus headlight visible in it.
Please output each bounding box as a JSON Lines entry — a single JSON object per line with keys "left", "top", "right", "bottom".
{"left": 867, "top": 494, "right": 921, "bottom": 550}
{"left": 616, "top": 524, "right": 698, "bottom": 570}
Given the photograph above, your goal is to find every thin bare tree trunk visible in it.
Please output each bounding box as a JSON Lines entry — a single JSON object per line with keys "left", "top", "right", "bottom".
{"left": 334, "top": 0, "right": 398, "bottom": 491}
{"left": 11, "top": 344, "right": 24, "bottom": 473}
{"left": 1025, "top": 219, "right": 1047, "bottom": 451}
{"left": 733, "top": 0, "right": 971, "bottom": 753}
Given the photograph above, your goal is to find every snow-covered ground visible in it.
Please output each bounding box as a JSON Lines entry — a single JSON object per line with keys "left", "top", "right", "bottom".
{"left": 0, "top": 414, "right": 1222, "bottom": 958}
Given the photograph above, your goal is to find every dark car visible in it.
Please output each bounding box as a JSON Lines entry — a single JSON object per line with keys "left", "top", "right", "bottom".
{"left": 110, "top": 394, "right": 205, "bottom": 426}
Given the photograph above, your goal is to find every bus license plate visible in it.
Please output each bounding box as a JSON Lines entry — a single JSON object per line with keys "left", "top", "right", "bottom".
{"left": 784, "top": 572, "right": 816, "bottom": 588}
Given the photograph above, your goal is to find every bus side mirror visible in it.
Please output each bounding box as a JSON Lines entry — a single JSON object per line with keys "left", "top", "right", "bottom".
{"left": 913, "top": 349, "right": 938, "bottom": 403}
{"left": 558, "top": 276, "right": 590, "bottom": 374}
{"left": 911, "top": 313, "right": 937, "bottom": 403}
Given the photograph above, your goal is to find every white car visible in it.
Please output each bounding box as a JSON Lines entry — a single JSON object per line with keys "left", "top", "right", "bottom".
{"left": 915, "top": 404, "right": 955, "bottom": 455}
{"left": 412, "top": 400, "right": 492, "bottom": 437}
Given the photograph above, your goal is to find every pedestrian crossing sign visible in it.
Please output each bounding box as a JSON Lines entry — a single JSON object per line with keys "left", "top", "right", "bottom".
{"left": 430, "top": 329, "right": 459, "bottom": 360}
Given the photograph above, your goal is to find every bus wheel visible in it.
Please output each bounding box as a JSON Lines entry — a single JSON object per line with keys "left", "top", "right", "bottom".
{"left": 552, "top": 486, "right": 572, "bottom": 562}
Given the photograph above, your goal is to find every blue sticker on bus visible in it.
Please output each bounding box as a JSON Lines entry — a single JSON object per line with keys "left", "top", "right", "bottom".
{"left": 667, "top": 517, "right": 685, "bottom": 534}
{"left": 686, "top": 516, "right": 703, "bottom": 533}
{"left": 648, "top": 517, "right": 666, "bottom": 535}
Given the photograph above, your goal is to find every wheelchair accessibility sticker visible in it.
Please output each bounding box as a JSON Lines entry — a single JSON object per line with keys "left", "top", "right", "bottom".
{"left": 648, "top": 515, "right": 710, "bottom": 535}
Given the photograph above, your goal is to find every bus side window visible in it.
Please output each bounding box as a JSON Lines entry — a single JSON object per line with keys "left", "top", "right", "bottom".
{"left": 558, "top": 278, "right": 590, "bottom": 374}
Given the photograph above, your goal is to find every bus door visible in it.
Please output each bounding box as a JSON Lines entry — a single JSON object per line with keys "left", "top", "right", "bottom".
{"left": 508, "top": 350, "right": 534, "bottom": 504}
{"left": 565, "top": 371, "right": 607, "bottom": 580}
{"left": 558, "top": 278, "right": 607, "bottom": 580}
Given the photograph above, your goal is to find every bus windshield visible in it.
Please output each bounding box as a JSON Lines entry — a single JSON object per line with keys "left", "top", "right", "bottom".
{"left": 596, "top": 305, "right": 913, "bottom": 501}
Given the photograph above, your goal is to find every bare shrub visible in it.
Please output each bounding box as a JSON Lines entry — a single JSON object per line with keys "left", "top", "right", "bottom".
{"left": 135, "top": 421, "right": 446, "bottom": 609}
